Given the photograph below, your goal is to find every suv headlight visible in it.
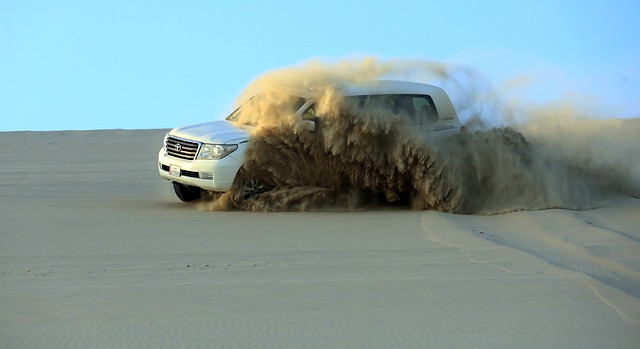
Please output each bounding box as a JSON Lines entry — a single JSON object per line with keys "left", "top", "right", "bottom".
{"left": 197, "top": 144, "right": 238, "bottom": 160}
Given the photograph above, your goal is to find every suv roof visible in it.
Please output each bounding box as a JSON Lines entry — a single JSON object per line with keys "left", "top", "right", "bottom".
{"left": 341, "top": 80, "right": 444, "bottom": 96}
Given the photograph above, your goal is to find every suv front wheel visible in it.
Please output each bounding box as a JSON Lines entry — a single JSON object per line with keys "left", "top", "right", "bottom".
{"left": 172, "top": 182, "right": 203, "bottom": 202}
{"left": 231, "top": 166, "right": 274, "bottom": 205}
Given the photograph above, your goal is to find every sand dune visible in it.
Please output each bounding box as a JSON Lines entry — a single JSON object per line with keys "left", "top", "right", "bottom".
{"left": 1, "top": 127, "right": 638, "bottom": 348}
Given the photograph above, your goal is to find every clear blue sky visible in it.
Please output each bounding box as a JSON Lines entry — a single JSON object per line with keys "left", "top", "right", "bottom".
{"left": 2, "top": 0, "right": 638, "bottom": 131}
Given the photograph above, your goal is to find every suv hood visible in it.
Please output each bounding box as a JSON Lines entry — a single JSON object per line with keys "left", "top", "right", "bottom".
{"left": 169, "top": 120, "right": 252, "bottom": 144}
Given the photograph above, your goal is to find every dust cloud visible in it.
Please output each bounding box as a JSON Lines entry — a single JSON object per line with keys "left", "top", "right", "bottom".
{"left": 199, "top": 58, "right": 639, "bottom": 214}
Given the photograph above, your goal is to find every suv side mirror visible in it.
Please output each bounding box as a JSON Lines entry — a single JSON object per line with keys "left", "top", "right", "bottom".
{"left": 302, "top": 119, "right": 316, "bottom": 132}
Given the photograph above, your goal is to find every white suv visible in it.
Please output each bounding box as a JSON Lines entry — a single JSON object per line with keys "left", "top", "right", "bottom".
{"left": 158, "top": 80, "right": 464, "bottom": 202}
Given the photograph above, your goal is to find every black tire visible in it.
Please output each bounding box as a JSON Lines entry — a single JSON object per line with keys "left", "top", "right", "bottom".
{"left": 231, "top": 167, "right": 274, "bottom": 205}
{"left": 172, "top": 182, "right": 203, "bottom": 202}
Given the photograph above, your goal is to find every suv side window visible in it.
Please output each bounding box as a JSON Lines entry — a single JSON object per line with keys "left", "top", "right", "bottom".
{"left": 411, "top": 95, "right": 438, "bottom": 125}
{"left": 343, "top": 94, "right": 439, "bottom": 125}
{"left": 301, "top": 104, "right": 316, "bottom": 120}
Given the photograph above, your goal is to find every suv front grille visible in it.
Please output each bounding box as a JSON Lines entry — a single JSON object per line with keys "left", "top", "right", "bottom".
{"left": 166, "top": 136, "right": 200, "bottom": 160}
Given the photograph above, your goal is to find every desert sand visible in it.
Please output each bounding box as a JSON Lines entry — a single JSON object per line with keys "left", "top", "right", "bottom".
{"left": 1, "top": 128, "right": 639, "bottom": 348}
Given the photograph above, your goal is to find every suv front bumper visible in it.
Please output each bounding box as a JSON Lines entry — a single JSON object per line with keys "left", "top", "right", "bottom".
{"left": 157, "top": 147, "right": 243, "bottom": 192}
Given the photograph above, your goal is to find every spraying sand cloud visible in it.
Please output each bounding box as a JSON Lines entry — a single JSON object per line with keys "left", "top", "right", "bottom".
{"left": 199, "top": 57, "right": 639, "bottom": 213}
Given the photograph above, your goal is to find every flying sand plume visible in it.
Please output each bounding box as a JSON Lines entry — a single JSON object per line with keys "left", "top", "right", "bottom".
{"left": 198, "top": 58, "right": 639, "bottom": 213}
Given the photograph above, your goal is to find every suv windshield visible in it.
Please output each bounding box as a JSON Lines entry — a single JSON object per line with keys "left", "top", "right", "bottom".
{"left": 226, "top": 91, "right": 307, "bottom": 126}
